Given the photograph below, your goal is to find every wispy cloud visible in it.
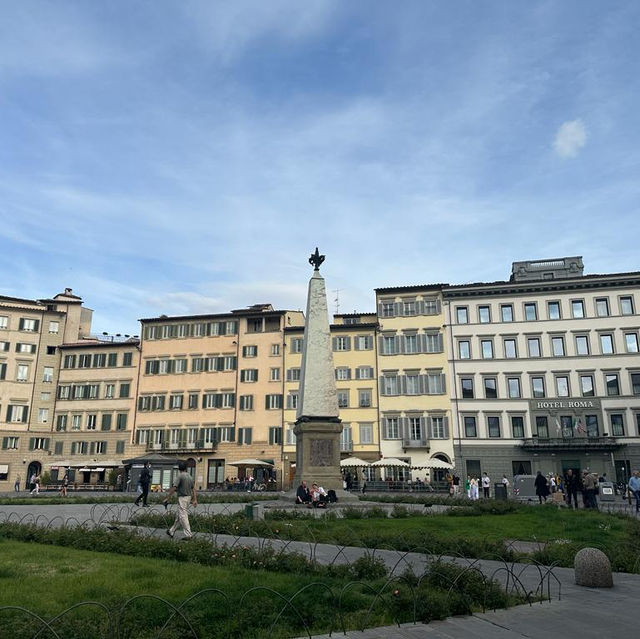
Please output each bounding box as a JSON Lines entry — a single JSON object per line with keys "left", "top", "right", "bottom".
{"left": 553, "top": 119, "right": 587, "bottom": 158}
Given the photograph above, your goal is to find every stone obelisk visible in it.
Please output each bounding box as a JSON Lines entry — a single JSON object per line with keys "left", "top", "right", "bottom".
{"left": 291, "top": 248, "right": 347, "bottom": 494}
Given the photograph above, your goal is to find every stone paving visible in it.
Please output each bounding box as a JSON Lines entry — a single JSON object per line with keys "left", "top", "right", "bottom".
{"left": 1, "top": 499, "right": 638, "bottom": 638}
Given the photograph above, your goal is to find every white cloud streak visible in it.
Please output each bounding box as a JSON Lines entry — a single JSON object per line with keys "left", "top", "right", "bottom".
{"left": 553, "top": 119, "right": 587, "bottom": 158}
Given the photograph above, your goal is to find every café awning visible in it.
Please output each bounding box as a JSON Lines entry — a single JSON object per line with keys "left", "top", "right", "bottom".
{"left": 228, "top": 458, "right": 274, "bottom": 467}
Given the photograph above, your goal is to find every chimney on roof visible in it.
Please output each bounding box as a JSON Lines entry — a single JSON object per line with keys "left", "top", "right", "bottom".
{"left": 65, "top": 288, "right": 73, "bottom": 295}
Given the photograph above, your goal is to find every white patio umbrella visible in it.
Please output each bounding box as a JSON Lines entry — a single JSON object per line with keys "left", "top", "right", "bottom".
{"left": 370, "top": 458, "right": 410, "bottom": 468}
{"left": 340, "top": 457, "right": 371, "bottom": 468}
{"left": 414, "top": 459, "right": 454, "bottom": 470}
{"left": 228, "top": 458, "right": 274, "bottom": 467}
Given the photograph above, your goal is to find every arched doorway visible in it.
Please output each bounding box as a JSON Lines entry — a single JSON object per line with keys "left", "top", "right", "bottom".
{"left": 26, "top": 461, "right": 42, "bottom": 490}
{"left": 430, "top": 454, "right": 452, "bottom": 483}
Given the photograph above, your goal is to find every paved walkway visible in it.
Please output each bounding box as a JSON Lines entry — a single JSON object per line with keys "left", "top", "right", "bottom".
{"left": 1, "top": 501, "right": 638, "bottom": 638}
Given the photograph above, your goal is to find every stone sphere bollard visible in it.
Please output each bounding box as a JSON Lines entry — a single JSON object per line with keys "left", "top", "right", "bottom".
{"left": 574, "top": 547, "right": 613, "bottom": 588}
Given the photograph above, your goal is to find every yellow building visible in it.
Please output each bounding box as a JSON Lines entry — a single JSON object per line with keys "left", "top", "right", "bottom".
{"left": 137, "top": 304, "right": 304, "bottom": 489}
{"left": 374, "top": 285, "right": 454, "bottom": 481}
{"left": 282, "top": 312, "right": 380, "bottom": 488}
{"left": 0, "top": 288, "right": 92, "bottom": 489}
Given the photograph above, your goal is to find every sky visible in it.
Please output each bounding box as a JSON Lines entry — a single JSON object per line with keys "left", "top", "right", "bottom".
{"left": 1, "top": 1, "right": 639, "bottom": 335}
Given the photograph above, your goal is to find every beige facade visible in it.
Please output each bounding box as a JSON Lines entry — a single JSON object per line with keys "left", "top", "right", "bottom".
{"left": 283, "top": 313, "right": 380, "bottom": 489}
{"left": 137, "top": 305, "right": 304, "bottom": 489}
{"left": 374, "top": 286, "right": 454, "bottom": 480}
{"left": 444, "top": 257, "right": 640, "bottom": 484}
{"left": 0, "top": 289, "right": 92, "bottom": 489}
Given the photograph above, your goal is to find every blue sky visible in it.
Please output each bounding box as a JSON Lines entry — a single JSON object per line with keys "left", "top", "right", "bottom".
{"left": 1, "top": 1, "right": 639, "bottom": 335}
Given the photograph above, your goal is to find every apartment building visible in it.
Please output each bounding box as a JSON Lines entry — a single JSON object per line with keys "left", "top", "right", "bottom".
{"left": 46, "top": 339, "right": 140, "bottom": 485}
{"left": 137, "top": 305, "right": 304, "bottom": 490}
{"left": 444, "top": 257, "right": 640, "bottom": 484}
{"left": 282, "top": 312, "right": 380, "bottom": 488}
{"left": 0, "top": 289, "right": 92, "bottom": 489}
{"left": 374, "top": 286, "right": 454, "bottom": 481}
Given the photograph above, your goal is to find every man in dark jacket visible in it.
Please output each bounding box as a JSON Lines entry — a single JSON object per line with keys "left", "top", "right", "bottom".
{"left": 295, "top": 480, "right": 311, "bottom": 504}
{"left": 135, "top": 462, "right": 152, "bottom": 507}
{"left": 564, "top": 469, "right": 579, "bottom": 509}
{"left": 534, "top": 471, "right": 548, "bottom": 504}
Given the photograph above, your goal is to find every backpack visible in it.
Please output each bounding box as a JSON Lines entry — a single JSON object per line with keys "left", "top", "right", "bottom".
{"left": 327, "top": 489, "right": 338, "bottom": 503}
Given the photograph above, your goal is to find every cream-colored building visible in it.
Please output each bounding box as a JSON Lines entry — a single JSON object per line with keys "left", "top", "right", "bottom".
{"left": 0, "top": 288, "right": 93, "bottom": 489}
{"left": 47, "top": 339, "right": 140, "bottom": 485}
{"left": 374, "top": 286, "right": 454, "bottom": 481}
{"left": 137, "top": 304, "right": 304, "bottom": 490}
{"left": 282, "top": 312, "right": 380, "bottom": 489}
{"left": 444, "top": 257, "right": 640, "bottom": 484}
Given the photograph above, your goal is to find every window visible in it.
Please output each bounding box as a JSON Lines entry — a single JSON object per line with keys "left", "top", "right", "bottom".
{"left": 16, "top": 364, "right": 29, "bottom": 382}
{"left": 461, "top": 378, "right": 474, "bottom": 398}
{"left": 291, "top": 338, "right": 305, "bottom": 354}
{"left": 431, "top": 416, "right": 447, "bottom": 439}
{"left": 86, "top": 414, "right": 97, "bottom": 430}
{"left": 116, "top": 441, "right": 125, "bottom": 454}
{"left": 169, "top": 394, "right": 183, "bottom": 410}
{"left": 524, "top": 303, "right": 537, "bottom": 321}
{"left": 42, "top": 366, "right": 54, "bottom": 382}
{"left": 358, "top": 389, "right": 372, "bottom": 407}
{"left": 72, "top": 415, "right": 82, "bottom": 430}
{"left": 458, "top": 340, "right": 470, "bottom": 359}
{"left": 266, "top": 394, "right": 283, "bottom": 409}
{"left": 547, "top": 301, "right": 561, "bottom": 320}
{"left": 551, "top": 336, "right": 565, "bottom": 356}
{"left": 511, "top": 416, "right": 525, "bottom": 438}
{"left": 572, "top": 300, "right": 585, "bottom": 318}
{"left": 405, "top": 374, "right": 419, "bottom": 395}
{"left": 19, "top": 318, "right": 39, "bottom": 332}
{"left": 527, "top": 337, "right": 541, "bottom": 357}
{"left": 380, "top": 301, "right": 395, "bottom": 318}
{"left": 268, "top": 426, "right": 282, "bottom": 445}
{"left": 606, "top": 373, "right": 620, "bottom": 396}
{"left": 233, "top": 394, "right": 252, "bottom": 412}
{"left": 610, "top": 414, "right": 625, "bottom": 437}
{"left": 382, "top": 375, "right": 398, "bottom": 395}
{"left": 383, "top": 417, "right": 400, "bottom": 439}
{"left": 382, "top": 335, "right": 397, "bottom": 355}
{"left": 92, "top": 353, "right": 106, "bottom": 368}
{"left": 123, "top": 352, "right": 133, "bottom": 366}
{"left": 333, "top": 336, "right": 351, "bottom": 351}
{"left": 403, "top": 300, "right": 416, "bottom": 316}
{"left": 456, "top": 307, "right": 468, "bottom": 324}
{"left": 355, "top": 366, "right": 374, "bottom": 380}
{"left": 0, "top": 363, "right": 5, "bottom": 380}
{"left": 116, "top": 414, "right": 128, "bottom": 430}
{"left": 532, "top": 377, "right": 546, "bottom": 398}
{"left": 108, "top": 353, "right": 118, "bottom": 367}
{"left": 355, "top": 335, "right": 373, "bottom": 350}
{"left": 501, "top": 304, "right": 513, "bottom": 322}
{"left": 600, "top": 334, "right": 614, "bottom": 354}
{"left": 2, "top": 436, "right": 19, "bottom": 449}
{"left": 337, "top": 390, "right": 349, "bottom": 408}
{"left": 7, "top": 405, "right": 28, "bottom": 423}
{"left": 507, "top": 377, "right": 521, "bottom": 398}
{"left": 464, "top": 416, "right": 477, "bottom": 437}
{"left": 504, "top": 339, "right": 517, "bottom": 358}
{"left": 408, "top": 416, "right": 423, "bottom": 440}
{"left": 63, "top": 354, "right": 76, "bottom": 369}
{"left": 595, "top": 298, "right": 610, "bottom": 317}
{"left": 119, "top": 383, "right": 130, "bottom": 398}
{"left": 17, "top": 343, "right": 36, "bottom": 354}
{"left": 404, "top": 334, "right": 418, "bottom": 354}
{"left": 286, "top": 367, "right": 301, "bottom": 382}
{"left": 271, "top": 344, "right": 280, "bottom": 356}
{"left": 580, "top": 374, "right": 595, "bottom": 397}
{"left": 335, "top": 367, "right": 351, "bottom": 380}
{"left": 620, "top": 296, "right": 634, "bottom": 315}
{"left": 270, "top": 367, "right": 281, "bottom": 381}
{"left": 625, "top": 333, "right": 639, "bottom": 353}
{"left": 359, "top": 423, "right": 373, "bottom": 444}
{"left": 631, "top": 372, "right": 640, "bottom": 396}
{"left": 556, "top": 376, "right": 569, "bottom": 397}
{"left": 248, "top": 318, "right": 263, "bottom": 333}
{"left": 237, "top": 427, "right": 253, "bottom": 444}
{"left": 478, "top": 306, "right": 491, "bottom": 323}
{"left": 38, "top": 408, "right": 49, "bottom": 423}
{"left": 286, "top": 392, "right": 298, "bottom": 410}
{"left": 536, "top": 416, "right": 549, "bottom": 438}
{"left": 481, "top": 340, "right": 493, "bottom": 359}
{"left": 29, "top": 437, "right": 50, "bottom": 451}
{"left": 0, "top": 316, "right": 7, "bottom": 329}
{"left": 484, "top": 378, "right": 497, "bottom": 399}
{"left": 487, "top": 416, "right": 501, "bottom": 438}
{"left": 426, "top": 372, "right": 445, "bottom": 394}
{"left": 242, "top": 345, "right": 258, "bottom": 357}
{"left": 424, "top": 332, "right": 442, "bottom": 353}
{"left": 575, "top": 335, "right": 589, "bottom": 355}
{"left": 101, "top": 413, "right": 112, "bottom": 431}
{"left": 240, "top": 369, "right": 258, "bottom": 382}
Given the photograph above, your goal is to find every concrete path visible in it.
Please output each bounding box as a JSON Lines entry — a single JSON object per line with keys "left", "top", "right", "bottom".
{"left": 1, "top": 501, "right": 638, "bottom": 638}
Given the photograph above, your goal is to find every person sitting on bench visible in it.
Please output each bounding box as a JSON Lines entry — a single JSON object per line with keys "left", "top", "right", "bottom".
{"left": 310, "top": 483, "right": 329, "bottom": 508}
{"left": 296, "top": 480, "right": 311, "bottom": 504}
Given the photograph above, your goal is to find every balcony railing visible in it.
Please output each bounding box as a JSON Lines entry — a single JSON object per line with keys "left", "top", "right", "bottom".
{"left": 521, "top": 436, "right": 624, "bottom": 452}
{"left": 403, "top": 438, "right": 430, "bottom": 449}
{"left": 145, "top": 440, "right": 217, "bottom": 453}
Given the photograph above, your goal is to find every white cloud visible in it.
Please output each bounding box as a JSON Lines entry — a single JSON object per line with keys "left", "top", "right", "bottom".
{"left": 553, "top": 119, "right": 587, "bottom": 158}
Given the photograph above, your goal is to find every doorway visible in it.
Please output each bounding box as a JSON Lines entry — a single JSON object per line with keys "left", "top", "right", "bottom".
{"left": 26, "top": 461, "right": 42, "bottom": 489}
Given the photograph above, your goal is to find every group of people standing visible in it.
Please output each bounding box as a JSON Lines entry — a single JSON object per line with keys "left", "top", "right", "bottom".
{"left": 534, "top": 468, "right": 605, "bottom": 508}
{"left": 459, "top": 472, "right": 509, "bottom": 500}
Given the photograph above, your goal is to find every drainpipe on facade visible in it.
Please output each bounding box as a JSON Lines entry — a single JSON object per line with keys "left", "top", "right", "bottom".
{"left": 444, "top": 301, "right": 464, "bottom": 473}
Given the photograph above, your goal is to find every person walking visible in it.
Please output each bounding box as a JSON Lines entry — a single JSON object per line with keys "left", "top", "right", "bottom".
{"left": 30, "top": 474, "right": 40, "bottom": 496}
{"left": 502, "top": 474, "right": 510, "bottom": 495}
{"left": 481, "top": 472, "right": 491, "bottom": 499}
{"left": 164, "top": 461, "right": 197, "bottom": 540}
{"left": 470, "top": 476, "right": 479, "bottom": 500}
{"left": 564, "top": 469, "right": 579, "bottom": 509}
{"left": 628, "top": 470, "right": 640, "bottom": 514}
{"left": 14, "top": 475, "right": 21, "bottom": 492}
{"left": 465, "top": 475, "right": 471, "bottom": 498}
{"left": 534, "top": 471, "right": 548, "bottom": 504}
{"left": 59, "top": 472, "right": 69, "bottom": 497}
{"left": 135, "top": 462, "right": 152, "bottom": 507}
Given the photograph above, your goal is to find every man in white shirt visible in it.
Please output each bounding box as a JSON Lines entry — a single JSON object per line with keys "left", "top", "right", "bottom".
{"left": 481, "top": 472, "right": 491, "bottom": 499}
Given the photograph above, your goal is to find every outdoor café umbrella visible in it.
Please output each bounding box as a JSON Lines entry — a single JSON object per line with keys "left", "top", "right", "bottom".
{"left": 370, "top": 458, "right": 410, "bottom": 468}
{"left": 340, "top": 457, "right": 371, "bottom": 468}
{"left": 414, "top": 459, "right": 454, "bottom": 470}
{"left": 228, "top": 459, "right": 274, "bottom": 467}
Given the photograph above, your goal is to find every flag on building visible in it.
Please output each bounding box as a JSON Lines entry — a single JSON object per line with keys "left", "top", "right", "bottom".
{"left": 555, "top": 417, "right": 562, "bottom": 435}
{"left": 576, "top": 419, "right": 586, "bottom": 434}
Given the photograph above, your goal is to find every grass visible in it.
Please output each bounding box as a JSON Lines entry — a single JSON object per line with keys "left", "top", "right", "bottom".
{"left": 0, "top": 538, "right": 519, "bottom": 638}
{"left": 0, "top": 493, "right": 274, "bottom": 506}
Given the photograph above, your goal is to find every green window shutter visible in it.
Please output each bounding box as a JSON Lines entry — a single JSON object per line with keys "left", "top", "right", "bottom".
{"left": 2, "top": 437, "right": 7, "bottom": 449}
{"left": 247, "top": 428, "right": 252, "bottom": 444}
{"left": 5, "top": 406, "right": 12, "bottom": 421}
{"left": 443, "top": 416, "right": 450, "bottom": 439}
{"left": 71, "top": 442, "right": 77, "bottom": 454}
{"left": 34, "top": 319, "right": 40, "bottom": 331}
{"left": 89, "top": 442, "right": 96, "bottom": 455}
{"left": 29, "top": 438, "right": 35, "bottom": 451}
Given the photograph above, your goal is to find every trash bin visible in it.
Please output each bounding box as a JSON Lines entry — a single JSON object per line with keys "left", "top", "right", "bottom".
{"left": 494, "top": 483, "right": 507, "bottom": 501}
{"left": 598, "top": 481, "right": 615, "bottom": 502}
{"left": 244, "top": 504, "right": 254, "bottom": 519}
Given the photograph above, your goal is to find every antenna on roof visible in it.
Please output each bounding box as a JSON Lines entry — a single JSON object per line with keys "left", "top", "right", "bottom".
{"left": 333, "top": 289, "right": 341, "bottom": 315}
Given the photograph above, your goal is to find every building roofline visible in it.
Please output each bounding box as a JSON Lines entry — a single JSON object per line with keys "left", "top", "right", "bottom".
{"left": 59, "top": 339, "right": 139, "bottom": 349}
{"left": 375, "top": 283, "right": 447, "bottom": 295}
{"left": 140, "top": 309, "right": 299, "bottom": 323}
{"left": 333, "top": 312, "right": 376, "bottom": 318}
